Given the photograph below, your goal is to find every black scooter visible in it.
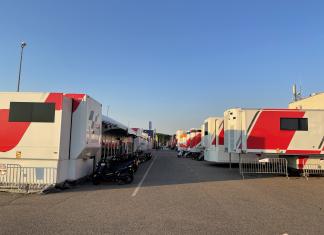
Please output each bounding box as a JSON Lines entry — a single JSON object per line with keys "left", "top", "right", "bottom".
{"left": 144, "top": 152, "right": 152, "bottom": 161}
{"left": 92, "top": 158, "right": 134, "bottom": 185}
{"left": 110, "top": 154, "right": 139, "bottom": 172}
{"left": 136, "top": 151, "right": 152, "bottom": 163}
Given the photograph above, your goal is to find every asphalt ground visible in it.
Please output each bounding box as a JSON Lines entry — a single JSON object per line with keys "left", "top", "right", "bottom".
{"left": 0, "top": 150, "right": 324, "bottom": 234}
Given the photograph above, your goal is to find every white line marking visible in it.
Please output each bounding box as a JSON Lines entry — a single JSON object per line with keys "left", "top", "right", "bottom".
{"left": 131, "top": 156, "right": 157, "bottom": 197}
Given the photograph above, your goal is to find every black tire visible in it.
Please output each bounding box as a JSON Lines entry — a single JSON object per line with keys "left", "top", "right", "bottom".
{"left": 133, "top": 165, "right": 138, "bottom": 172}
{"left": 118, "top": 174, "right": 133, "bottom": 185}
{"left": 125, "top": 174, "right": 134, "bottom": 184}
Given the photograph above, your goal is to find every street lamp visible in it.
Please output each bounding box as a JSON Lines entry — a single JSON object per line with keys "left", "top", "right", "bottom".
{"left": 17, "top": 41, "right": 27, "bottom": 92}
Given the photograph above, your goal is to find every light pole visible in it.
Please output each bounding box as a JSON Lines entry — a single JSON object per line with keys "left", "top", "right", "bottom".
{"left": 17, "top": 41, "right": 27, "bottom": 92}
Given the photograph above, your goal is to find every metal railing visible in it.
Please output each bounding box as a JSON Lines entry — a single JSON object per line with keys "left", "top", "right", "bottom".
{"left": 239, "top": 157, "right": 289, "bottom": 179}
{"left": 303, "top": 164, "right": 324, "bottom": 180}
{"left": 0, "top": 164, "right": 57, "bottom": 193}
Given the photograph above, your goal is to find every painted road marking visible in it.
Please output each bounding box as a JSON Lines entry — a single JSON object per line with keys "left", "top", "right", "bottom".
{"left": 131, "top": 155, "right": 157, "bottom": 197}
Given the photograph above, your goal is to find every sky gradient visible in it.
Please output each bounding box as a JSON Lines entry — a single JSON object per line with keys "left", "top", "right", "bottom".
{"left": 1, "top": 0, "right": 324, "bottom": 134}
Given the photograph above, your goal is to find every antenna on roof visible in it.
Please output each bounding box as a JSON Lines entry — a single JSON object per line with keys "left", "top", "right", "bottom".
{"left": 299, "top": 85, "right": 302, "bottom": 98}
{"left": 292, "top": 84, "right": 302, "bottom": 101}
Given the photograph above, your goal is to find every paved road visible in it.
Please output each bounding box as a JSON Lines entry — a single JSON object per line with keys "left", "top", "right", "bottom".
{"left": 1, "top": 150, "right": 324, "bottom": 234}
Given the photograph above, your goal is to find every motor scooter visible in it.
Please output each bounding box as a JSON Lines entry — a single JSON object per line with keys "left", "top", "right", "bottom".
{"left": 110, "top": 153, "right": 139, "bottom": 172}
{"left": 93, "top": 159, "right": 134, "bottom": 185}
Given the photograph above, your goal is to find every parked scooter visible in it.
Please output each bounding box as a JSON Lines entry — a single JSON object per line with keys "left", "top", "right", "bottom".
{"left": 197, "top": 152, "right": 204, "bottom": 161}
{"left": 110, "top": 153, "right": 139, "bottom": 173}
{"left": 92, "top": 158, "right": 134, "bottom": 185}
{"left": 136, "top": 151, "right": 153, "bottom": 163}
{"left": 143, "top": 152, "right": 152, "bottom": 162}
{"left": 147, "top": 152, "right": 153, "bottom": 159}
{"left": 191, "top": 152, "right": 204, "bottom": 161}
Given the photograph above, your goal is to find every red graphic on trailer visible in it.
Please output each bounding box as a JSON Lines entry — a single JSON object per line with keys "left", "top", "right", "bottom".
{"left": 65, "top": 94, "right": 85, "bottom": 112}
{"left": 0, "top": 109, "right": 31, "bottom": 152}
{"left": 190, "top": 132, "right": 201, "bottom": 149}
{"left": 0, "top": 93, "right": 85, "bottom": 153}
{"left": 247, "top": 110, "right": 305, "bottom": 150}
{"left": 218, "top": 127, "right": 224, "bottom": 145}
{"left": 186, "top": 137, "right": 191, "bottom": 148}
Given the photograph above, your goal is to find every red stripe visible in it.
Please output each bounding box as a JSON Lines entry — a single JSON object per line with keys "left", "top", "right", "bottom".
{"left": 218, "top": 127, "right": 224, "bottom": 145}
{"left": 186, "top": 138, "right": 191, "bottom": 148}
{"left": 262, "top": 108, "right": 300, "bottom": 111}
{"left": 190, "top": 135, "right": 195, "bottom": 148}
{"left": 45, "top": 93, "right": 63, "bottom": 110}
{"left": 212, "top": 136, "right": 216, "bottom": 145}
{"left": 64, "top": 94, "right": 85, "bottom": 112}
{"left": 189, "top": 133, "right": 201, "bottom": 148}
{"left": 285, "top": 150, "right": 321, "bottom": 155}
{"left": 247, "top": 110, "right": 305, "bottom": 150}
{"left": 0, "top": 110, "right": 30, "bottom": 152}
{"left": 297, "top": 156, "right": 309, "bottom": 170}
{"left": 191, "top": 133, "right": 201, "bottom": 148}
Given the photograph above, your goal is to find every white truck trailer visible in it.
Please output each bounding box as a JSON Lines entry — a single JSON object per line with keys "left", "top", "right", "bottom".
{"left": 176, "top": 130, "right": 187, "bottom": 151}
{"left": 201, "top": 124, "right": 206, "bottom": 149}
{"left": 203, "top": 117, "right": 233, "bottom": 163}
{"left": 131, "top": 128, "right": 152, "bottom": 152}
{"left": 224, "top": 108, "right": 324, "bottom": 170}
{"left": 0, "top": 92, "right": 102, "bottom": 188}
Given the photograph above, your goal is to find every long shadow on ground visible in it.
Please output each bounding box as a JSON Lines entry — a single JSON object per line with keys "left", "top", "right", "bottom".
{"left": 54, "top": 150, "right": 288, "bottom": 194}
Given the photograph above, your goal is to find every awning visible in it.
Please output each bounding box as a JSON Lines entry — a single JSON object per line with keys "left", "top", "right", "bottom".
{"left": 102, "top": 115, "right": 128, "bottom": 136}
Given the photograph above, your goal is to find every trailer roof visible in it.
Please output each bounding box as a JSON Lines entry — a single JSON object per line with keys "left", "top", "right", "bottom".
{"left": 225, "top": 107, "right": 324, "bottom": 112}
{"left": 102, "top": 115, "right": 128, "bottom": 131}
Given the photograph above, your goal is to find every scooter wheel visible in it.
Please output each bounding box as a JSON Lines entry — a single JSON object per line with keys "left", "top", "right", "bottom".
{"left": 118, "top": 175, "right": 133, "bottom": 185}
{"left": 133, "top": 166, "right": 138, "bottom": 172}
{"left": 124, "top": 175, "right": 134, "bottom": 184}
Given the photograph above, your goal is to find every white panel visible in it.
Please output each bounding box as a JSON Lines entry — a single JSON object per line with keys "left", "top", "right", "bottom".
{"left": 287, "top": 110, "right": 324, "bottom": 151}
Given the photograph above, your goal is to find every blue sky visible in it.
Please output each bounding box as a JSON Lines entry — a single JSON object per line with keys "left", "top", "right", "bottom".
{"left": 1, "top": 0, "right": 324, "bottom": 134}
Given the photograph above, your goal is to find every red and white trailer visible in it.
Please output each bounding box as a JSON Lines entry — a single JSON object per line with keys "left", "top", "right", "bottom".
{"left": 189, "top": 128, "right": 202, "bottom": 153}
{"left": 176, "top": 130, "right": 187, "bottom": 151}
{"left": 224, "top": 108, "right": 324, "bottom": 170}
{"left": 203, "top": 117, "right": 234, "bottom": 163}
{"left": 0, "top": 92, "right": 102, "bottom": 187}
{"left": 185, "top": 130, "right": 191, "bottom": 152}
